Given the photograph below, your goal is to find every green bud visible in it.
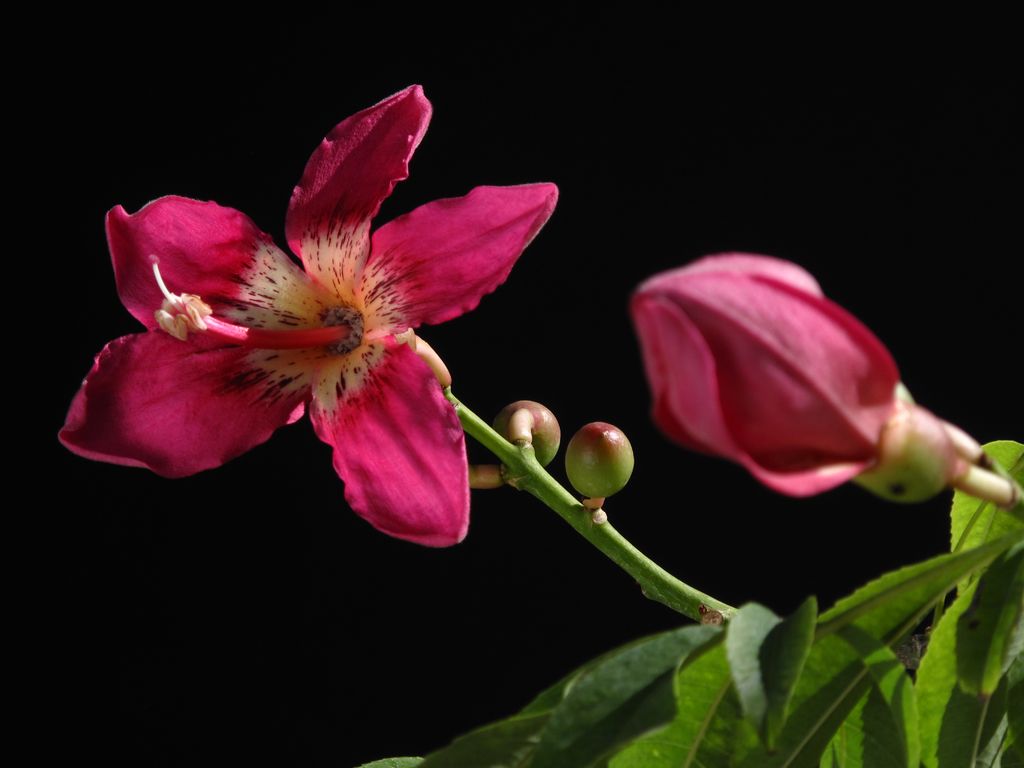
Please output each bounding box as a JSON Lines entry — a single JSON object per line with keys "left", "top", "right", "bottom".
{"left": 492, "top": 400, "right": 561, "bottom": 467}
{"left": 565, "top": 422, "right": 635, "bottom": 499}
{"left": 854, "top": 401, "right": 962, "bottom": 503}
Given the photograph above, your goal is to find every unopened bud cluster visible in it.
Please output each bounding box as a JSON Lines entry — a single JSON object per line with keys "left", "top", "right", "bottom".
{"left": 491, "top": 402, "right": 635, "bottom": 513}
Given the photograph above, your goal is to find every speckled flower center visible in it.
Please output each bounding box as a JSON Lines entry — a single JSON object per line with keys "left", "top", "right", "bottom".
{"left": 151, "top": 258, "right": 358, "bottom": 352}
{"left": 320, "top": 306, "right": 364, "bottom": 355}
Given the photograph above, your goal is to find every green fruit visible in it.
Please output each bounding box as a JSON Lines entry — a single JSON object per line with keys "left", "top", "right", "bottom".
{"left": 565, "top": 422, "right": 634, "bottom": 498}
{"left": 492, "top": 400, "right": 561, "bottom": 467}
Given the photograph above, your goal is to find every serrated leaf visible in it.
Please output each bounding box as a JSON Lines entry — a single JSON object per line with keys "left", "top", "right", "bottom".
{"left": 610, "top": 639, "right": 755, "bottom": 768}
{"left": 951, "top": 441, "right": 1024, "bottom": 564}
{"left": 647, "top": 628, "right": 893, "bottom": 768}
{"left": 1005, "top": 651, "right": 1024, "bottom": 761}
{"left": 418, "top": 712, "right": 550, "bottom": 768}
{"left": 613, "top": 628, "right": 911, "bottom": 768}
{"left": 530, "top": 624, "right": 719, "bottom": 768}
{"left": 519, "top": 653, "right": 605, "bottom": 716}
{"left": 617, "top": 543, "right": 1014, "bottom": 768}
{"left": 731, "top": 626, "right": 918, "bottom": 768}
{"left": 818, "top": 533, "right": 1024, "bottom": 644}
{"left": 357, "top": 760, "right": 424, "bottom": 768}
{"left": 976, "top": 715, "right": 1011, "bottom": 768}
{"left": 917, "top": 573, "right": 1013, "bottom": 767}
{"left": 520, "top": 632, "right": 681, "bottom": 716}
{"left": 957, "top": 542, "right": 1024, "bottom": 696}
{"left": 816, "top": 626, "right": 920, "bottom": 768}
{"left": 821, "top": 687, "right": 913, "bottom": 768}
{"left": 726, "top": 597, "right": 817, "bottom": 750}
{"left": 422, "top": 626, "right": 718, "bottom": 768}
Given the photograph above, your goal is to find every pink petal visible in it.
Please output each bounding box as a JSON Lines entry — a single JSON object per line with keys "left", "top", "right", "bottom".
{"left": 59, "top": 333, "right": 308, "bottom": 478}
{"left": 286, "top": 85, "right": 432, "bottom": 299}
{"left": 631, "top": 294, "right": 741, "bottom": 457}
{"left": 651, "top": 252, "right": 824, "bottom": 297}
{"left": 363, "top": 184, "right": 559, "bottom": 330}
{"left": 643, "top": 268, "right": 897, "bottom": 450}
{"left": 634, "top": 294, "right": 867, "bottom": 495}
{"left": 109, "top": 196, "right": 327, "bottom": 330}
{"left": 632, "top": 255, "right": 899, "bottom": 496}
{"left": 711, "top": 282, "right": 892, "bottom": 455}
{"left": 739, "top": 459, "right": 867, "bottom": 496}
{"left": 309, "top": 342, "right": 469, "bottom": 547}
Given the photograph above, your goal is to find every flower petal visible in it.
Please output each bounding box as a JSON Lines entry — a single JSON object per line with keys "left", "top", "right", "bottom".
{"left": 361, "top": 184, "right": 558, "bottom": 331}
{"left": 657, "top": 252, "right": 824, "bottom": 297}
{"left": 59, "top": 333, "right": 309, "bottom": 477}
{"left": 309, "top": 342, "right": 469, "bottom": 547}
{"left": 632, "top": 292, "right": 873, "bottom": 496}
{"left": 109, "top": 196, "right": 331, "bottom": 330}
{"left": 638, "top": 260, "right": 898, "bottom": 456}
{"left": 632, "top": 293, "right": 740, "bottom": 457}
{"left": 286, "top": 85, "right": 432, "bottom": 302}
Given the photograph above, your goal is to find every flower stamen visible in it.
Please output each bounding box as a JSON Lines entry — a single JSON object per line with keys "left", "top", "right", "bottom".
{"left": 150, "top": 256, "right": 359, "bottom": 351}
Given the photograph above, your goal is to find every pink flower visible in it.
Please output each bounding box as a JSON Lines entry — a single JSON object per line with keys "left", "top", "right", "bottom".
{"left": 630, "top": 253, "right": 900, "bottom": 496}
{"left": 60, "top": 85, "right": 558, "bottom": 546}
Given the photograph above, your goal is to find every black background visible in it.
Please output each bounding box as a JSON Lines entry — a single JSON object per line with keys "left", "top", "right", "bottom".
{"left": 44, "top": 14, "right": 1020, "bottom": 766}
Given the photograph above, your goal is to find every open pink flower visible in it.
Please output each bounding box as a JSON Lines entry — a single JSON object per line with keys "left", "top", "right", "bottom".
{"left": 60, "top": 85, "right": 558, "bottom": 546}
{"left": 631, "top": 253, "right": 900, "bottom": 496}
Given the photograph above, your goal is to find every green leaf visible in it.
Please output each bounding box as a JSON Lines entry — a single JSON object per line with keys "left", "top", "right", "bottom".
{"left": 616, "top": 543, "right": 1016, "bottom": 768}
{"left": 732, "top": 531, "right": 1010, "bottom": 768}
{"left": 957, "top": 542, "right": 1024, "bottom": 696}
{"left": 530, "top": 624, "right": 720, "bottom": 768}
{"left": 726, "top": 598, "right": 817, "bottom": 750}
{"left": 1003, "top": 640, "right": 1024, "bottom": 761}
{"left": 730, "top": 627, "right": 917, "bottom": 768}
{"left": 610, "top": 639, "right": 755, "bottom": 768}
{"left": 422, "top": 626, "right": 718, "bottom": 768}
{"left": 418, "top": 712, "right": 550, "bottom": 768}
{"left": 917, "top": 572, "right": 1013, "bottom": 767}
{"left": 519, "top": 653, "right": 605, "bottom": 717}
{"left": 976, "top": 715, "right": 1011, "bottom": 768}
{"left": 820, "top": 689, "right": 884, "bottom": 768}
{"left": 816, "top": 626, "right": 921, "bottom": 768}
{"left": 951, "top": 441, "right": 1024, "bottom": 560}
{"left": 520, "top": 631, "right": 683, "bottom": 716}
{"left": 614, "top": 629, "right": 913, "bottom": 768}
{"left": 821, "top": 687, "right": 914, "bottom": 768}
{"left": 357, "top": 760, "right": 424, "bottom": 768}
{"left": 817, "top": 533, "right": 1024, "bottom": 644}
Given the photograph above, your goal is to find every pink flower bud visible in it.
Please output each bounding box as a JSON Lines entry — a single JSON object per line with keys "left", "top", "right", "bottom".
{"left": 631, "top": 254, "right": 901, "bottom": 496}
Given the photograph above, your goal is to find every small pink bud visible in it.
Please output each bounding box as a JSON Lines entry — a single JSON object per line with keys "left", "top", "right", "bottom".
{"left": 565, "top": 422, "right": 635, "bottom": 499}
{"left": 493, "top": 400, "right": 561, "bottom": 467}
{"left": 631, "top": 254, "right": 900, "bottom": 496}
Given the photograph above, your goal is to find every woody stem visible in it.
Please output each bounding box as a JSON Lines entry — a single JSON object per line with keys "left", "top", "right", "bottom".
{"left": 445, "top": 389, "right": 735, "bottom": 622}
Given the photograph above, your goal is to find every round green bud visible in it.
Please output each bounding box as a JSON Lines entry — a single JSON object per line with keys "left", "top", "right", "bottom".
{"left": 565, "top": 422, "right": 635, "bottom": 499}
{"left": 492, "top": 400, "right": 561, "bottom": 467}
{"left": 854, "top": 401, "right": 960, "bottom": 503}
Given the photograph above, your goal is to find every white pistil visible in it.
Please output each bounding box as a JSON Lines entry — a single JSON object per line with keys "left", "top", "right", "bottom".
{"left": 151, "top": 257, "right": 212, "bottom": 340}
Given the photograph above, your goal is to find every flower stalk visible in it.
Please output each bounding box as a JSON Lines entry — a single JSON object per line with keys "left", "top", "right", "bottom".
{"left": 468, "top": 464, "right": 504, "bottom": 489}
{"left": 445, "top": 389, "right": 735, "bottom": 622}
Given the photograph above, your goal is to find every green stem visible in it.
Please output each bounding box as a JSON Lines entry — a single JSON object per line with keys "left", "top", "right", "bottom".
{"left": 446, "top": 389, "right": 734, "bottom": 622}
